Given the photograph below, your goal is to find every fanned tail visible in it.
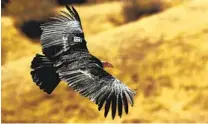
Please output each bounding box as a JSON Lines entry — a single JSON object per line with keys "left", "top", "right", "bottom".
{"left": 30, "top": 54, "right": 60, "bottom": 94}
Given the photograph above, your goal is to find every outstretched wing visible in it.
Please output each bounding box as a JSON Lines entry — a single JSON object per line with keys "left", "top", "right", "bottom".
{"left": 56, "top": 54, "right": 135, "bottom": 119}
{"left": 40, "top": 5, "right": 87, "bottom": 58}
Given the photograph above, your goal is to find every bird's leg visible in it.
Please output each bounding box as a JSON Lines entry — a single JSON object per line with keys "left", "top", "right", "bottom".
{"left": 101, "top": 61, "right": 114, "bottom": 68}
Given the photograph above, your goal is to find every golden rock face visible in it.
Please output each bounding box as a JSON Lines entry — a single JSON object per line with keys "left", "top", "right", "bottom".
{"left": 2, "top": 0, "right": 208, "bottom": 123}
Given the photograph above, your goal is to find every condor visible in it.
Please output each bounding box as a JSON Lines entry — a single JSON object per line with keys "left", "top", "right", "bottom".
{"left": 31, "top": 6, "right": 135, "bottom": 119}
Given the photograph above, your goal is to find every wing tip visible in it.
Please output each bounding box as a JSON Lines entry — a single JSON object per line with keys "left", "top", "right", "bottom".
{"left": 95, "top": 83, "right": 136, "bottom": 119}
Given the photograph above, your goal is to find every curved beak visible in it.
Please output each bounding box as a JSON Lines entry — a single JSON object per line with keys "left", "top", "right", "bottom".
{"left": 101, "top": 61, "right": 114, "bottom": 68}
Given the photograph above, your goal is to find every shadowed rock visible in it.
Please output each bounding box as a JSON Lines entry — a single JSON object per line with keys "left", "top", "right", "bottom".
{"left": 56, "top": 0, "right": 86, "bottom": 5}
{"left": 20, "top": 20, "right": 46, "bottom": 39}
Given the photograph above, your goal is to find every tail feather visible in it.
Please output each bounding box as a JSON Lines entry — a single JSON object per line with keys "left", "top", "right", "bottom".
{"left": 31, "top": 54, "right": 60, "bottom": 94}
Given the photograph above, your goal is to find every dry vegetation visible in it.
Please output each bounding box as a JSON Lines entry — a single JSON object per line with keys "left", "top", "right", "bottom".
{"left": 2, "top": 0, "right": 56, "bottom": 24}
{"left": 2, "top": 0, "right": 208, "bottom": 123}
{"left": 55, "top": 1, "right": 124, "bottom": 35}
{"left": 122, "top": 0, "right": 165, "bottom": 22}
{"left": 1, "top": 17, "right": 40, "bottom": 64}
{"left": 122, "top": 0, "right": 190, "bottom": 22}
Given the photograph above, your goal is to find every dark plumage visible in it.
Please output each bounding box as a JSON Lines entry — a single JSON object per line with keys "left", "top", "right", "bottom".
{"left": 31, "top": 5, "right": 135, "bottom": 119}
{"left": 2, "top": 0, "right": 10, "bottom": 8}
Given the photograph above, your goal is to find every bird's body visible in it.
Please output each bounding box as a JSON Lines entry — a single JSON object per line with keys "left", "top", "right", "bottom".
{"left": 31, "top": 6, "right": 135, "bottom": 119}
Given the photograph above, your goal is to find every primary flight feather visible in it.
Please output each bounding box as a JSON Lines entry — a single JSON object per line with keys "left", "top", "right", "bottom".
{"left": 31, "top": 5, "right": 135, "bottom": 119}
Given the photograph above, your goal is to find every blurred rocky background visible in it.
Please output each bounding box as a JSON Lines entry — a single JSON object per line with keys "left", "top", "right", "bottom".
{"left": 2, "top": 0, "right": 208, "bottom": 122}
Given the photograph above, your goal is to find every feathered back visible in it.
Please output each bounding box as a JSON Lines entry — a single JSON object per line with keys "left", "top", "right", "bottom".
{"left": 40, "top": 6, "right": 85, "bottom": 59}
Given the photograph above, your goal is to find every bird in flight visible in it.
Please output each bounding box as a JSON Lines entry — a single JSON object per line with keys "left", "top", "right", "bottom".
{"left": 31, "top": 5, "right": 135, "bottom": 119}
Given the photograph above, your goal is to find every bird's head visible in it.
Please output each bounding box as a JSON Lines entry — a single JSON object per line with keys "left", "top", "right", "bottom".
{"left": 101, "top": 61, "right": 114, "bottom": 68}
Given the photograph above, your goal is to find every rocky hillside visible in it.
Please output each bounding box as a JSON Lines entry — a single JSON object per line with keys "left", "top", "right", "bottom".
{"left": 2, "top": 0, "right": 208, "bottom": 122}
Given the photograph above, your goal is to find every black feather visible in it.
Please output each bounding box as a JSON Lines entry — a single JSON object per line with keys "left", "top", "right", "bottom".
{"left": 66, "top": 5, "right": 76, "bottom": 18}
{"left": 98, "top": 99, "right": 105, "bottom": 111}
{"left": 118, "top": 94, "right": 123, "bottom": 118}
{"left": 111, "top": 94, "right": 117, "bottom": 119}
{"left": 104, "top": 98, "right": 111, "bottom": 118}
{"left": 97, "top": 87, "right": 110, "bottom": 110}
{"left": 60, "top": 11, "right": 74, "bottom": 20}
{"left": 71, "top": 6, "right": 82, "bottom": 26}
{"left": 122, "top": 92, "right": 129, "bottom": 114}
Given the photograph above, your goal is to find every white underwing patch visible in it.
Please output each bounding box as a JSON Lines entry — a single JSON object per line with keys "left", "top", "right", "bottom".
{"left": 79, "top": 70, "right": 92, "bottom": 79}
